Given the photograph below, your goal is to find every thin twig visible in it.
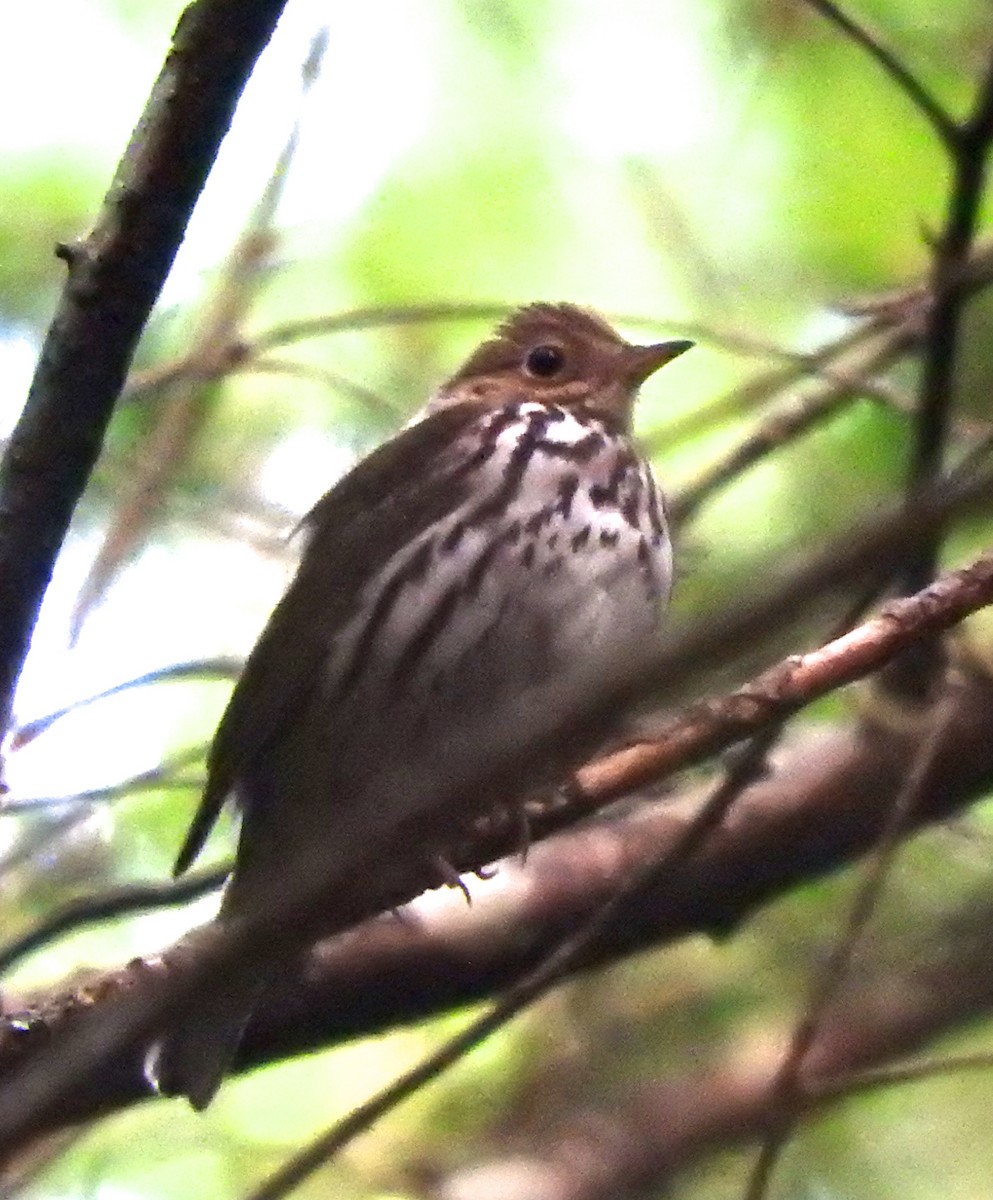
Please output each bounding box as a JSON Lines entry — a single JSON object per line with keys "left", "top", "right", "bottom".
{"left": 0, "top": 866, "right": 229, "bottom": 977}
{"left": 669, "top": 320, "right": 918, "bottom": 524}
{"left": 2, "top": 743, "right": 207, "bottom": 816}
{"left": 247, "top": 303, "right": 513, "bottom": 355}
{"left": 742, "top": 687, "right": 960, "bottom": 1200}
{"left": 655, "top": 236, "right": 993, "bottom": 454}
{"left": 2, "top": 777, "right": 206, "bottom": 817}
{"left": 816, "top": 1051, "right": 993, "bottom": 1103}
{"left": 247, "top": 357, "right": 402, "bottom": 423}
{"left": 802, "top": 0, "right": 957, "bottom": 147}
{"left": 10, "top": 658, "right": 240, "bottom": 750}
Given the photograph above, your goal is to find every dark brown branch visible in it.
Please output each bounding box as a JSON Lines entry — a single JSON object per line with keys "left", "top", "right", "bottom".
{"left": 803, "top": 0, "right": 957, "bottom": 146}
{"left": 0, "top": 0, "right": 287, "bottom": 737}
{"left": 2, "top": 513, "right": 993, "bottom": 1160}
{"left": 893, "top": 52, "right": 993, "bottom": 696}
{"left": 0, "top": 866, "right": 228, "bottom": 976}
{"left": 3, "top": 662, "right": 993, "bottom": 1153}
{"left": 907, "top": 51, "right": 993, "bottom": 504}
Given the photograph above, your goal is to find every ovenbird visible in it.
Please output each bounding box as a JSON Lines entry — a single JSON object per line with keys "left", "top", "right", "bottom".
{"left": 156, "top": 303, "right": 691, "bottom": 1107}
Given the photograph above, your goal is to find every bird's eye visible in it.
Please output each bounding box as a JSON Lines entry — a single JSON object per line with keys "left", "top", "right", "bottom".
{"left": 524, "top": 344, "right": 565, "bottom": 378}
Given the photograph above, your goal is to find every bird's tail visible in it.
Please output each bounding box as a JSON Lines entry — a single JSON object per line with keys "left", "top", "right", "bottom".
{"left": 147, "top": 967, "right": 262, "bottom": 1111}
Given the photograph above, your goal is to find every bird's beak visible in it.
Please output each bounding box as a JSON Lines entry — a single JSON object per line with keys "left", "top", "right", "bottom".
{"left": 622, "top": 339, "right": 694, "bottom": 386}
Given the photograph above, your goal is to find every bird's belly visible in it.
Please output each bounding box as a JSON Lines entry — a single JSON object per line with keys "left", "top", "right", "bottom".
{"left": 337, "top": 506, "right": 670, "bottom": 758}
{"left": 421, "top": 528, "right": 665, "bottom": 694}
{"left": 282, "top": 435, "right": 673, "bottom": 833}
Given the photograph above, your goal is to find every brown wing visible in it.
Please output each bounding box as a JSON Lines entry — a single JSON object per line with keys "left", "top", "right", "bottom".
{"left": 172, "top": 401, "right": 487, "bottom": 876}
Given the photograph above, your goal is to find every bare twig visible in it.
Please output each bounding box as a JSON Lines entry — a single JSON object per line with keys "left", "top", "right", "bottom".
{"left": 743, "top": 688, "right": 960, "bottom": 1200}
{"left": 0, "top": 0, "right": 288, "bottom": 739}
{"left": 2, "top": 744, "right": 207, "bottom": 815}
{"left": 0, "top": 866, "right": 228, "bottom": 977}
{"left": 653, "top": 237, "right": 993, "bottom": 544}
{"left": 626, "top": 158, "right": 736, "bottom": 318}
{"left": 908, "top": 50, "right": 993, "bottom": 508}
{"left": 10, "top": 658, "right": 240, "bottom": 751}
{"left": 818, "top": 1052, "right": 993, "bottom": 1103}
{"left": 803, "top": 0, "right": 957, "bottom": 146}
{"left": 669, "top": 319, "right": 918, "bottom": 525}
{"left": 247, "top": 357, "right": 402, "bottom": 423}
{"left": 247, "top": 302, "right": 514, "bottom": 355}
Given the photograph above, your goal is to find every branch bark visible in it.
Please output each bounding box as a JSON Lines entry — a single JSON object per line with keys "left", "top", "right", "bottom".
{"left": 0, "top": 0, "right": 288, "bottom": 737}
{"left": 3, "top": 600, "right": 993, "bottom": 1152}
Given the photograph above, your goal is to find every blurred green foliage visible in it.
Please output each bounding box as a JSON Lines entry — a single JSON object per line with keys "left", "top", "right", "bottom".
{"left": 3, "top": 0, "right": 993, "bottom": 1197}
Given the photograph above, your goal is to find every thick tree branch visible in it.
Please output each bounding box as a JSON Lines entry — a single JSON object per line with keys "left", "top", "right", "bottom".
{"left": 0, "top": 0, "right": 287, "bottom": 737}
{"left": 3, "top": 559, "right": 993, "bottom": 1157}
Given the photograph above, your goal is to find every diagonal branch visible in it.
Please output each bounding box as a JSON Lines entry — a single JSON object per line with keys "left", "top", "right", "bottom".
{"left": 2, "top": 463, "right": 993, "bottom": 1159}
{"left": 803, "top": 0, "right": 957, "bottom": 147}
{"left": 669, "top": 318, "right": 919, "bottom": 525}
{"left": 0, "top": 0, "right": 288, "bottom": 739}
{"left": 5, "top": 664, "right": 993, "bottom": 1147}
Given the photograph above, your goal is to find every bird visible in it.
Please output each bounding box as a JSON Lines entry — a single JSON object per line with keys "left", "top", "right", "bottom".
{"left": 153, "top": 302, "right": 691, "bottom": 1108}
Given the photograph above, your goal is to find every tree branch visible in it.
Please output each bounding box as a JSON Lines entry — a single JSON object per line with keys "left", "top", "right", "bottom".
{"left": 4, "top": 553, "right": 993, "bottom": 1162}
{"left": 0, "top": 0, "right": 288, "bottom": 738}
{"left": 803, "top": 0, "right": 957, "bottom": 147}
{"left": 428, "top": 890, "right": 993, "bottom": 1200}
{"left": 892, "top": 52, "right": 993, "bottom": 695}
